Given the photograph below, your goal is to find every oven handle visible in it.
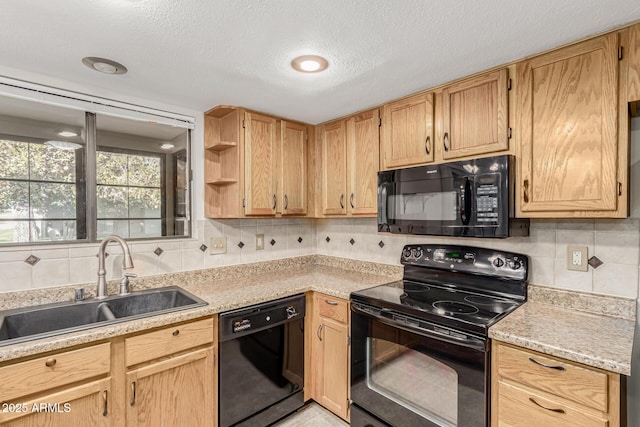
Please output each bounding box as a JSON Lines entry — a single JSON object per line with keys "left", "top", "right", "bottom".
{"left": 351, "top": 303, "right": 486, "bottom": 352}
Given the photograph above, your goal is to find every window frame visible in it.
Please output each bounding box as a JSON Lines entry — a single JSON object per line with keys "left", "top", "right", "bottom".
{"left": 0, "top": 133, "right": 88, "bottom": 244}
{"left": 95, "top": 145, "right": 167, "bottom": 239}
{"left": 0, "top": 111, "right": 192, "bottom": 247}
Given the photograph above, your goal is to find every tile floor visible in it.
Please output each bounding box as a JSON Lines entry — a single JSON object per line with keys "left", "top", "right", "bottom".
{"left": 274, "top": 403, "right": 348, "bottom": 426}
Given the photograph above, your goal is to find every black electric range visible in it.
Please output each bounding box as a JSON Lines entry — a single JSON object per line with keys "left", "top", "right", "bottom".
{"left": 350, "top": 244, "right": 529, "bottom": 427}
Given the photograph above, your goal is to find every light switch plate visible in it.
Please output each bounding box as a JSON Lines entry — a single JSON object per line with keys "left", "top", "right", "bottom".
{"left": 209, "top": 236, "right": 227, "bottom": 255}
{"left": 256, "top": 234, "right": 264, "bottom": 250}
{"left": 567, "top": 245, "right": 588, "bottom": 272}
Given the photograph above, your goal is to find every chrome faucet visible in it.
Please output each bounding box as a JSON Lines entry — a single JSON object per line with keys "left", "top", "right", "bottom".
{"left": 97, "top": 235, "right": 134, "bottom": 299}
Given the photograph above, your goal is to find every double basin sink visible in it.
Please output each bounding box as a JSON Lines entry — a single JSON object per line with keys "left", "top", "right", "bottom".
{"left": 0, "top": 286, "right": 208, "bottom": 346}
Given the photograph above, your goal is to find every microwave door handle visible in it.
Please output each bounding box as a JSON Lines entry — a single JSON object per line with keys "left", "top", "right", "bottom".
{"left": 378, "top": 184, "right": 388, "bottom": 227}
{"left": 460, "top": 177, "right": 471, "bottom": 225}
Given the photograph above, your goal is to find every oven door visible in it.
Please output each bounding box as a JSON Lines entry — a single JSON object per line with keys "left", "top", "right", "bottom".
{"left": 350, "top": 304, "right": 488, "bottom": 427}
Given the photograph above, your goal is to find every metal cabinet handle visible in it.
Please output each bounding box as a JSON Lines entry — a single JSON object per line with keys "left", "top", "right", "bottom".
{"left": 325, "top": 299, "right": 339, "bottom": 306}
{"left": 425, "top": 136, "right": 431, "bottom": 155}
{"left": 349, "top": 193, "right": 355, "bottom": 209}
{"left": 284, "top": 195, "right": 289, "bottom": 210}
{"left": 102, "top": 390, "right": 108, "bottom": 416}
{"left": 317, "top": 324, "right": 324, "bottom": 341}
{"left": 528, "top": 397, "right": 565, "bottom": 414}
{"left": 45, "top": 358, "right": 57, "bottom": 367}
{"left": 339, "top": 194, "right": 344, "bottom": 209}
{"left": 172, "top": 329, "right": 180, "bottom": 336}
{"left": 272, "top": 194, "right": 277, "bottom": 209}
{"left": 523, "top": 179, "right": 530, "bottom": 203}
{"left": 443, "top": 132, "right": 449, "bottom": 152}
{"left": 528, "top": 357, "right": 565, "bottom": 371}
{"left": 130, "top": 381, "right": 136, "bottom": 406}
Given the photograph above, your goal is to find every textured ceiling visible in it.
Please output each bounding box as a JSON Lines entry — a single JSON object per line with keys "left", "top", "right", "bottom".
{"left": 1, "top": 0, "right": 640, "bottom": 124}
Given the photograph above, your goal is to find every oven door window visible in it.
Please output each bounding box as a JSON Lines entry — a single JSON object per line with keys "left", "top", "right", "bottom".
{"left": 367, "top": 336, "right": 458, "bottom": 426}
{"left": 351, "top": 313, "right": 487, "bottom": 427}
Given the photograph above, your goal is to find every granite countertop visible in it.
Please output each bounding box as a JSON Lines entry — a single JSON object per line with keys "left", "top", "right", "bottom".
{"left": 489, "top": 286, "right": 636, "bottom": 375}
{"left": 0, "top": 256, "right": 402, "bottom": 363}
{"left": 1, "top": 255, "right": 636, "bottom": 377}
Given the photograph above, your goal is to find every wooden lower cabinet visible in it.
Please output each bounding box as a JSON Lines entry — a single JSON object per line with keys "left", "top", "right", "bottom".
{"left": 0, "top": 316, "right": 217, "bottom": 427}
{"left": 126, "top": 348, "right": 215, "bottom": 427}
{"left": 0, "top": 343, "right": 112, "bottom": 427}
{"left": 492, "top": 341, "right": 622, "bottom": 427}
{"left": 0, "top": 378, "right": 111, "bottom": 427}
{"left": 307, "top": 292, "right": 351, "bottom": 421}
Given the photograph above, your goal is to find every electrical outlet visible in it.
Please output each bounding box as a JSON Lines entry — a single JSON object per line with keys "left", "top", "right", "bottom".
{"left": 256, "top": 234, "right": 264, "bottom": 250}
{"left": 567, "top": 245, "right": 588, "bottom": 272}
{"left": 209, "top": 236, "right": 227, "bottom": 255}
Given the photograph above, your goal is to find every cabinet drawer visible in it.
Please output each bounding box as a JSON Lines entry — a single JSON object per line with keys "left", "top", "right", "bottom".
{"left": 497, "top": 380, "right": 607, "bottom": 427}
{"left": 125, "top": 317, "right": 214, "bottom": 366}
{"left": 0, "top": 342, "right": 110, "bottom": 402}
{"left": 317, "top": 296, "right": 348, "bottom": 324}
{"left": 497, "top": 344, "right": 608, "bottom": 411}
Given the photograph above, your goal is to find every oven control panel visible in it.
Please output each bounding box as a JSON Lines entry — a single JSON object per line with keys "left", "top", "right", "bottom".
{"left": 400, "top": 244, "right": 528, "bottom": 281}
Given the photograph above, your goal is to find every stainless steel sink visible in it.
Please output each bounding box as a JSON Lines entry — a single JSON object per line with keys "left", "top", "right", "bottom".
{"left": 0, "top": 286, "right": 207, "bottom": 346}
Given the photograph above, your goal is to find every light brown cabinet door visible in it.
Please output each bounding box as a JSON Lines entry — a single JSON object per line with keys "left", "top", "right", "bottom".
{"left": 347, "top": 109, "right": 380, "bottom": 215}
{"left": 244, "top": 112, "right": 277, "bottom": 215}
{"left": 381, "top": 92, "right": 434, "bottom": 169}
{"left": 517, "top": 33, "right": 620, "bottom": 213}
{"left": 281, "top": 121, "right": 307, "bottom": 215}
{"left": 0, "top": 378, "right": 112, "bottom": 427}
{"left": 321, "top": 120, "right": 348, "bottom": 215}
{"left": 126, "top": 348, "right": 215, "bottom": 427}
{"left": 442, "top": 68, "right": 509, "bottom": 159}
{"left": 316, "top": 317, "right": 349, "bottom": 420}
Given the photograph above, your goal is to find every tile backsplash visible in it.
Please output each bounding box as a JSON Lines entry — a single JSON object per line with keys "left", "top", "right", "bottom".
{"left": 2, "top": 215, "right": 638, "bottom": 300}
{"left": 316, "top": 217, "right": 640, "bottom": 299}
{"left": 0, "top": 218, "right": 316, "bottom": 293}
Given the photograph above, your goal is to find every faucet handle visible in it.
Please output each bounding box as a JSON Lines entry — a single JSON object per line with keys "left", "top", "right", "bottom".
{"left": 119, "top": 273, "right": 137, "bottom": 296}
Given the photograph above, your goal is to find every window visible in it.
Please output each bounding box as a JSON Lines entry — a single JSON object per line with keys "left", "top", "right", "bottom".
{"left": 97, "top": 148, "right": 164, "bottom": 239}
{"left": 0, "top": 87, "right": 192, "bottom": 246}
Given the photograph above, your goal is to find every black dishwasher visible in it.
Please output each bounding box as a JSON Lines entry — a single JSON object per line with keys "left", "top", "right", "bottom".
{"left": 219, "top": 294, "right": 305, "bottom": 427}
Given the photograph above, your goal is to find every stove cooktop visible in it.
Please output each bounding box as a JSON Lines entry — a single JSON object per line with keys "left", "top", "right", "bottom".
{"left": 351, "top": 279, "right": 521, "bottom": 336}
{"left": 350, "top": 244, "right": 529, "bottom": 336}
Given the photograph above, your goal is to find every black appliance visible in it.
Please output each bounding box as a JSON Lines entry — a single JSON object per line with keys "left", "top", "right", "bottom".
{"left": 350, "top": 244, "right": 528, "bottom": 427}
{"left": 218, "top": 294, "right": 305, "bottom": 427}
{"left": 378, "top": 155, "right": 529, "bottom": 238}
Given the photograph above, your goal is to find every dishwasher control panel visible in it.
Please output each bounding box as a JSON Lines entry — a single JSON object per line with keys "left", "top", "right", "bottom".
{"left": 219, "top": 294, "right": 306, "bottom": 341}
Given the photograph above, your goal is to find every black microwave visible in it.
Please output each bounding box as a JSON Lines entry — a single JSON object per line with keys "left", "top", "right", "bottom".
{"left": 378, "top": 155, "right": 529, "bottom": 238}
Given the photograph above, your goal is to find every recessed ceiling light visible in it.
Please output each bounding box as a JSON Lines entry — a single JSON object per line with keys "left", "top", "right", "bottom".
{"left": 57, "top": 131, "right": 78, "bottom": 138}
{"left": 82, "top": 57, "right": 128, "bottom": 75}
{"left": 160, "top": 143, "right": 175, "bottom": 150}
{"left": 45, "top": 140, "right": 83, "bottom": 150}
{"left": 291, "top": 55, "right": 329, "bottom": 73}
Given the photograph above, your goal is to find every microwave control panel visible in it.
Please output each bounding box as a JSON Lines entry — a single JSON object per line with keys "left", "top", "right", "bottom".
{"left": 475, "top": 174, "right": 500, "bottom": 224}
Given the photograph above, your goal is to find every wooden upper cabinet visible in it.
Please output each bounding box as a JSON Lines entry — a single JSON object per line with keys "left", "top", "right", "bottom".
{"left": 321, "top": 120, "right": 348, "bottom": 215}
{"left": 244, "top": 112, "right": 277, "bottom": 215}
{"left": 629, "top": 23, "right": 640, "bottom": 115}
{"left": 442, "top": 68, "right": 509, "bottom": 160}
{"left": 517, "top": 33, "right": 622, "bottom": 215}
{"left": 281, "top": 121, "right": 307, "bottom": 215}
{"left": 381, "top": 92, "right": 434, "bottom": 169}
{"left": 204, "top": 106, "right": 244, "bottom": 218}
{"left": 346, "top": 109, "right": 380, "bottom": 215}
